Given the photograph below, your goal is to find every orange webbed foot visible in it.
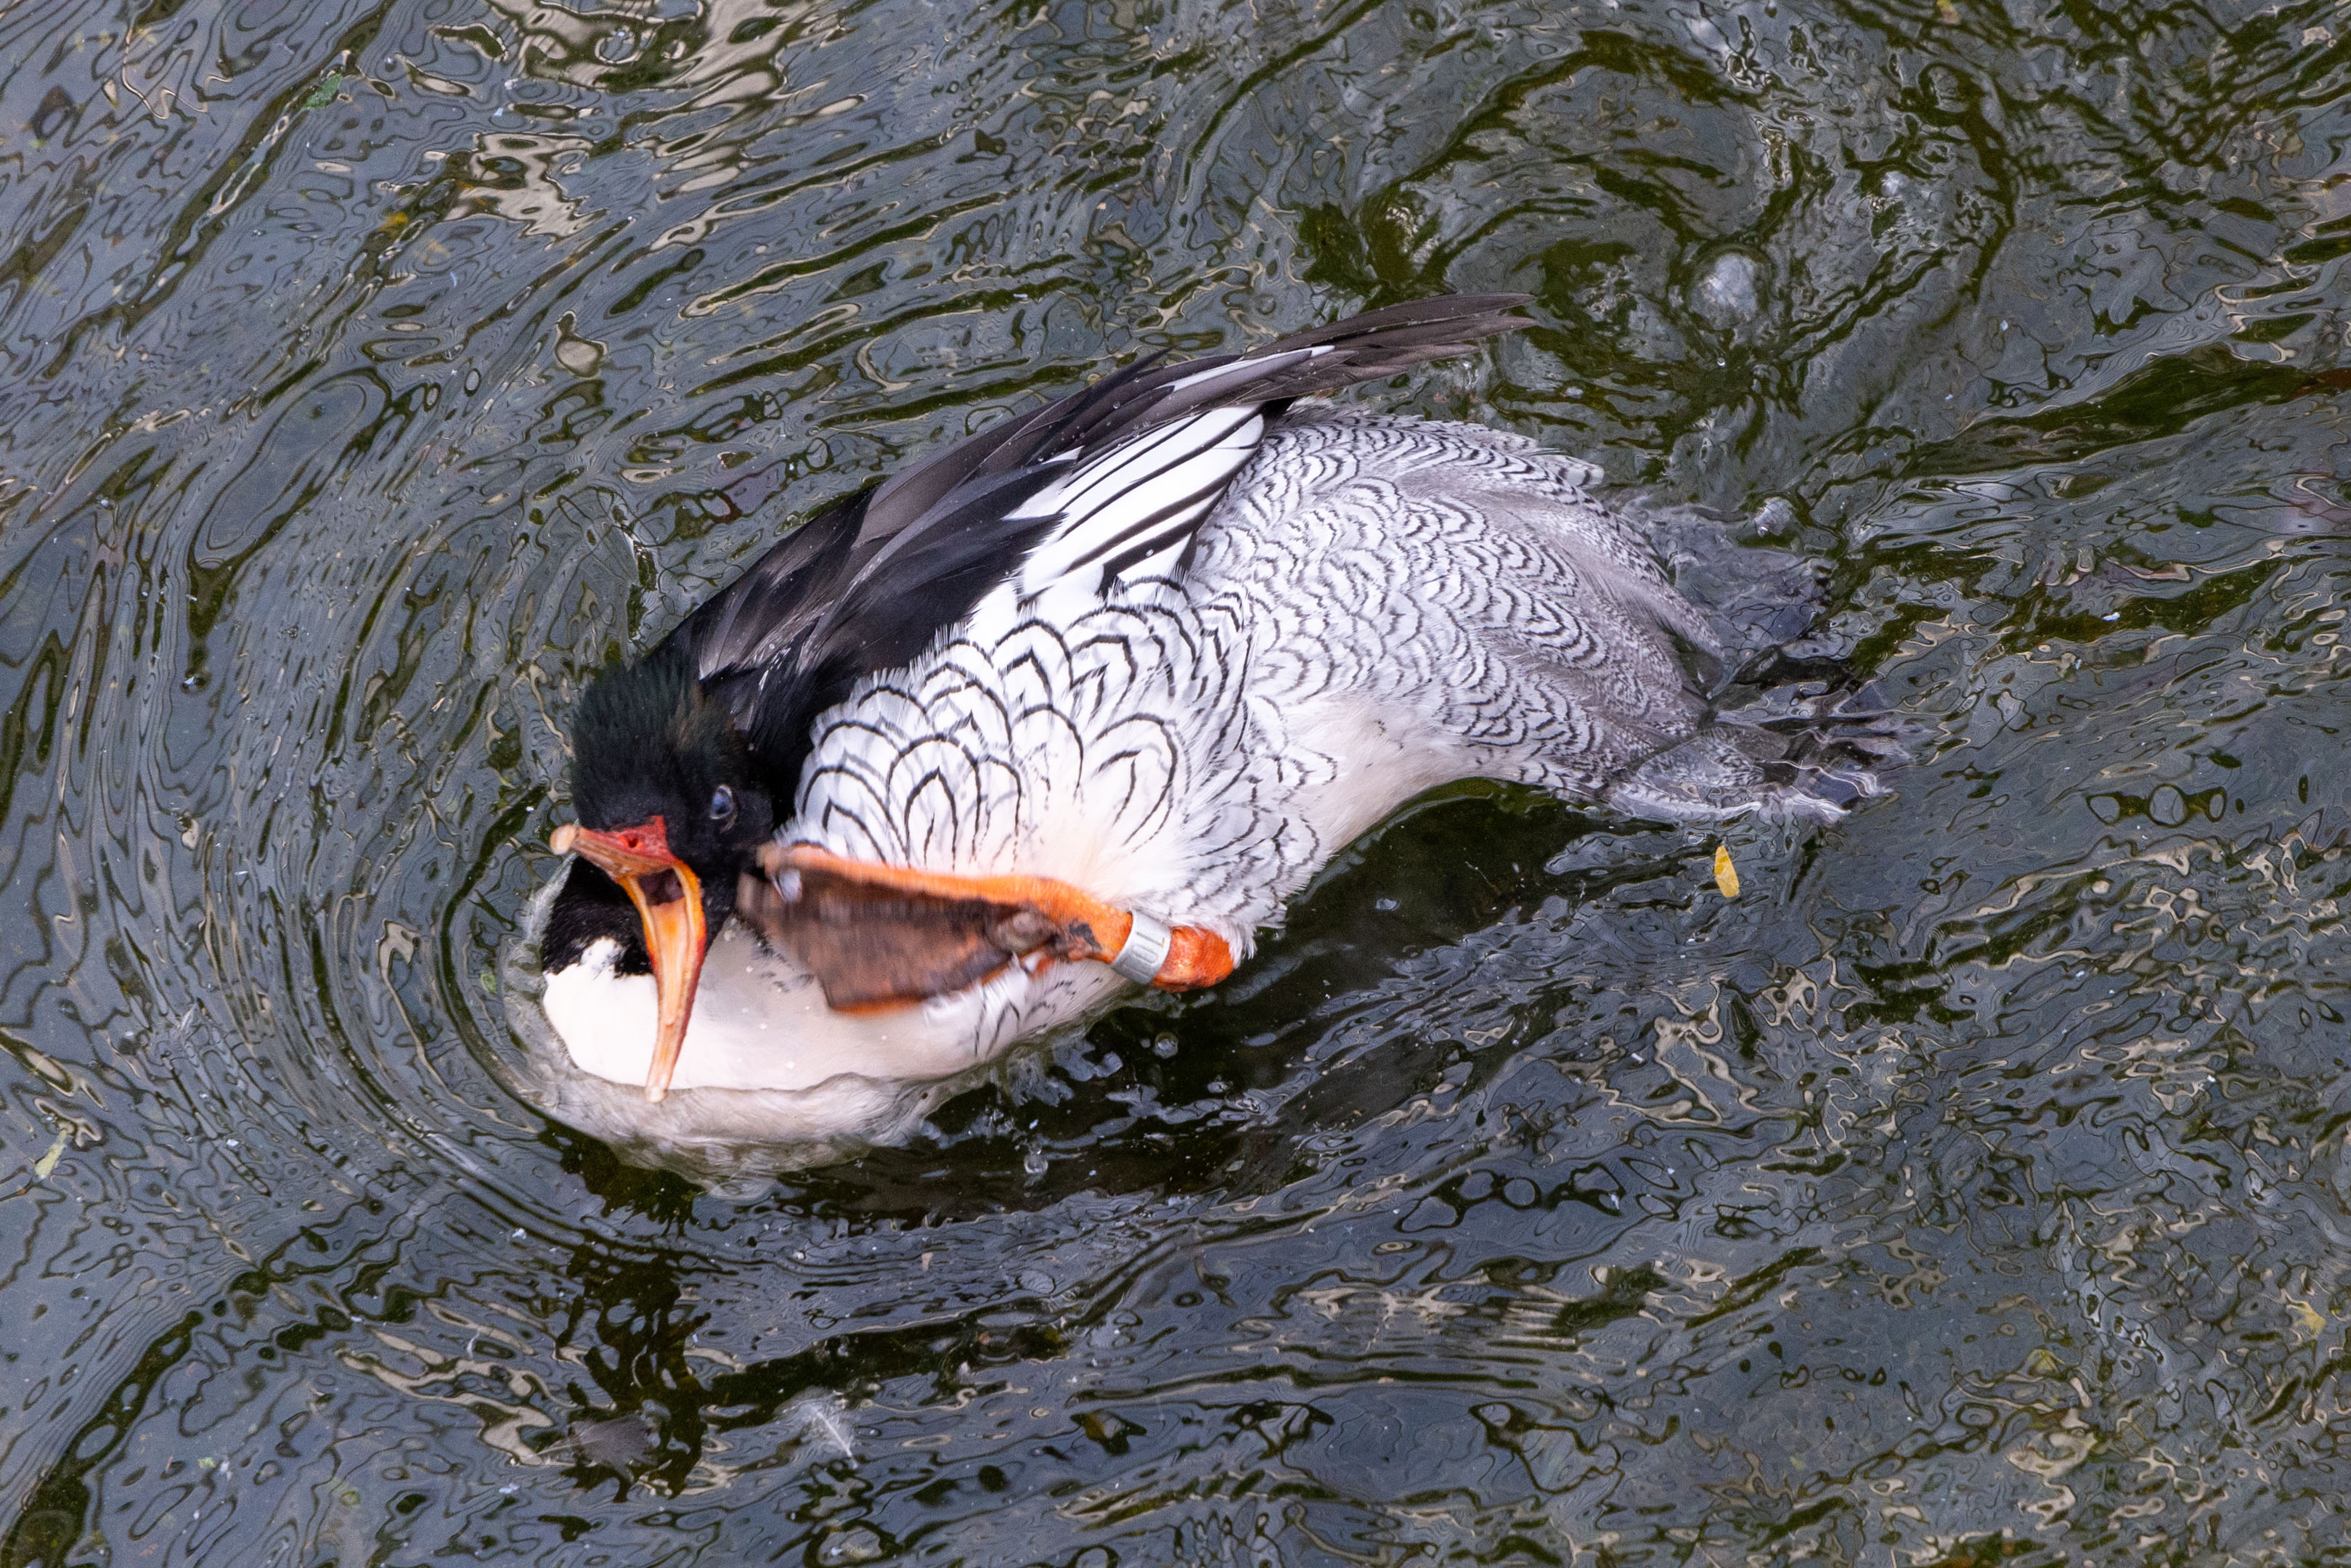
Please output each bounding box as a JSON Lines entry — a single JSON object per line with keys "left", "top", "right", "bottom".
{"left": 751, "top": 844, "right": 1235, "bottom": 1008}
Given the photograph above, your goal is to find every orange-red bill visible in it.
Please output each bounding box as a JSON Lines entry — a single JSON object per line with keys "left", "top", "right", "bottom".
{"left": 552, "top": 819, "right": 708, "bottom": 1102}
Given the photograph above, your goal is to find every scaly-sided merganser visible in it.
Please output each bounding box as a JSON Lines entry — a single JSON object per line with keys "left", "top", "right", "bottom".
{"left": 521, "top": 295, "right": 1883, "bottom": 1159}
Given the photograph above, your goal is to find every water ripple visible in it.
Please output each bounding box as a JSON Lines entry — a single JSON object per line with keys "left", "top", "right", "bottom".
{"left": 4, "top": 0, "right": 2351, "bottom": 1560}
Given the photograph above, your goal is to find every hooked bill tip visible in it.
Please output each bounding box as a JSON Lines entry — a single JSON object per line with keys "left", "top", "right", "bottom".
{"left": 550, "top": 823, "right": 579, "bottom": 855}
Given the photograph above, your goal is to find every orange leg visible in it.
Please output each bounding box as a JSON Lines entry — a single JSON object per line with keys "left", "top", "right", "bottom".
{"left": 764, "top": 844, "right": 1234, "bottom": 992}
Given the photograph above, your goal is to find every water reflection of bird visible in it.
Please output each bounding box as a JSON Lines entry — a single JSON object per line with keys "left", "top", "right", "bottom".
{"left": 531, "top": 295, "right": 1885, "bottom": 1151}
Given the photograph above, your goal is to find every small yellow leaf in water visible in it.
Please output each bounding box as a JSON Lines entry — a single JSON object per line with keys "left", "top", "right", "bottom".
{"left": 1713, "top": 844, "right": 1740, "bottom": 899}
{"left": 1936, "top": 0, "right": 1960, "bottom": 20}
{"left": 32, "top": 1132, "right": 67, "bottom": 1179}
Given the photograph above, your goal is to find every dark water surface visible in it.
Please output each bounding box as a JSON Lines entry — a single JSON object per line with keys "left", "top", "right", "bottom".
{"left": 4, "top": 0, "right": 2351, "bottom": 1561}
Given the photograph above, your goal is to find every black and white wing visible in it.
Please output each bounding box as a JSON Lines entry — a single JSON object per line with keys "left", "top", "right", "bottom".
{"left": 1008, "top": 395, "right": 1264, "bottom": 600}
{"left": 660, "top": 295, "right": 1531, "bottom": 790}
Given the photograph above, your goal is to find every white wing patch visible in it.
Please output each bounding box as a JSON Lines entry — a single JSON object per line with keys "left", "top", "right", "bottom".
{"left": 1012, "top": 404, "right": 1269, "bottom": 602}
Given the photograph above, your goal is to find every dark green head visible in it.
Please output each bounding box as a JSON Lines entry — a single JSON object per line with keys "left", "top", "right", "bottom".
{"left": 566, "top": 647, "right": 778, "bottom": 876}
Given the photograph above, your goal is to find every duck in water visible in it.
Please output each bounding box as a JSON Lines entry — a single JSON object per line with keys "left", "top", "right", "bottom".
{"left": 527, "top": 295, "right": 1884, "bottom": 1158}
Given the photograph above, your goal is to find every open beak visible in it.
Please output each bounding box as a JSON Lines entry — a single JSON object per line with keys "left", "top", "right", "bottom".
{"left": 550, "top": 818, "right": 706, "bottom": 1103}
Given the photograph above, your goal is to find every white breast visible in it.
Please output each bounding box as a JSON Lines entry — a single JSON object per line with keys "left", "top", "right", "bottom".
{"left": 540, "top": 925, "right": 1127, "bottom": 1095}
{"left": 513, "top": 889, "right": 1130, "bottom": 1171}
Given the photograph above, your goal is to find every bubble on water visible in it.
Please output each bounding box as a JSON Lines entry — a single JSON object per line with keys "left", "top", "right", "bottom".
{"left": 819, "top": 1526, "right": 885, "bottom": 1565}
{"left": 1688, "top": 249, "right": 1763, "bottom": 328}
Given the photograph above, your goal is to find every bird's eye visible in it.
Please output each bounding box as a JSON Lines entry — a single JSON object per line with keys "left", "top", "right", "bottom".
{"left": 709, "top": 785, "right": 736, "bottom": 825}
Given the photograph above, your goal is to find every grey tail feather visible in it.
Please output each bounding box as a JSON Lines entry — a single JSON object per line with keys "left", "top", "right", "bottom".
{"left": 1606, "top": 683, "right": 1910, "bottom": 824}
{"left": 1590, "top": 492, "right": 1912, "bottom": 822}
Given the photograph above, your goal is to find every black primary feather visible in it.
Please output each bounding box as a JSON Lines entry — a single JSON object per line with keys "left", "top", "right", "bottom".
{"left": 548, "top": 295, "right": 1532, "bottom": 961}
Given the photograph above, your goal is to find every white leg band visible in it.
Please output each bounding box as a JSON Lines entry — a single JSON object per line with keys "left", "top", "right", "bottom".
{"left": 1109, "top": 910, "right": 1173, "bottom": 984}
